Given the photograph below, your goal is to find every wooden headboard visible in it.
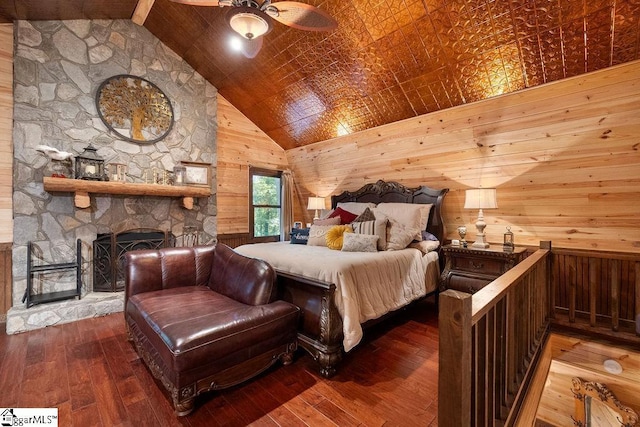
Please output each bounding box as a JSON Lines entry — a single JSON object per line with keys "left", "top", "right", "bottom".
{"left": 331, "top": 180, "right": 449, "bottom": 244}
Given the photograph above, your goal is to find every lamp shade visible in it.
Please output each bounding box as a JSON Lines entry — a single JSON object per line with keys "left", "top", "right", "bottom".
{"left": 464, "top": 188, "right": 497, "bottom": 209}
{"left": 307, "top": 197, "right": 325, "bottom": 210}
{"left": 228, "top": 8, "right": 272, "bottom": 40}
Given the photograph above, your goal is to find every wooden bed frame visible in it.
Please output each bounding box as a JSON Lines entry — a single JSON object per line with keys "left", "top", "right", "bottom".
{"left": 276, "top": 180, "right": 449, "bottom": 377}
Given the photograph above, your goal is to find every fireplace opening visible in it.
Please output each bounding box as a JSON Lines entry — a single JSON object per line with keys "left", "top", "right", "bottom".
{"left": 93, "top": 229, "right": 175, "bottom": 292}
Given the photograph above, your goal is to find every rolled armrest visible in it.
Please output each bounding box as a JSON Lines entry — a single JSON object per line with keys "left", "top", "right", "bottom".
{"left": 124, "top": 245, "right": 216, "bottom": 306}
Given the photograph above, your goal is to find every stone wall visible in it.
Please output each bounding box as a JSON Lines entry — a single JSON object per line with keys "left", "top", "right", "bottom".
{"left": 8, "top": 20, "right": 218, "bottom": 333}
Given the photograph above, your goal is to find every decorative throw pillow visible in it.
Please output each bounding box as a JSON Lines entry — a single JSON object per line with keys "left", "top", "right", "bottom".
{"left": 289, "top": 228, "right": 309, "bottom": 244}
{"left": 326, "top": 225, "right": 353, "bottom": 250}
{"left": 352, "top": 207, "right": 376, "bottom": 222}
{"left": 386, "top": 218, "right": 420, "bottom": 251}
{"left": 328, "top": 207, "right": 358, "bottom": 224}
{"left": 336, "top": 202, "right": 377, "bottom": 216}
{"left": 341, "top": 233, "right": 379, "bottom": 252}
{"left": 313, "top": 216, "right": 341, "bottom": 226}
{"left": 352, "top": 207, "right": 387, "bottom": 251}
{"left": 308, "top": 225, "right": 337, "bottom": 246}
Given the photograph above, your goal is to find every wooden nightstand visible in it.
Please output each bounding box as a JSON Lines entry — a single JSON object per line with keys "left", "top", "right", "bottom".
{"left": 440, "top": 245, "right": 527, "bottom": 294}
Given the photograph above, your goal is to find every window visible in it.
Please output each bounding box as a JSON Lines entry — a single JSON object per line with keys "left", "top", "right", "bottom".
{"left": 250, "top": 167, "right": 282, "bottom": 242}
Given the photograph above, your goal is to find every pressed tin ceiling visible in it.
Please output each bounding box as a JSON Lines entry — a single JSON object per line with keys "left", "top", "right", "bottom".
{"left": 1, "top": 0, "right": 639, "bottom": 149}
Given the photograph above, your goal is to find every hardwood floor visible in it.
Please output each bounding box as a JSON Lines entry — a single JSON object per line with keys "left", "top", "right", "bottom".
{"left": 0, "top": 299, "right": 440, "bottom": 426}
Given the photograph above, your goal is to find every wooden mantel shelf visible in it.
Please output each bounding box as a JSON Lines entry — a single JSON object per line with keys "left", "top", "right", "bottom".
{"left": 43, "top": 177, "right": 211, "bottom": 210}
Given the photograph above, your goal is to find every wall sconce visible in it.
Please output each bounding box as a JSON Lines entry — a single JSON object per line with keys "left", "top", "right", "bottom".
{"left": 307, "top": 196, "right": 325, "bottom": 220}
{"left": 464, "top": 188, "right": 497, "bottom": 248}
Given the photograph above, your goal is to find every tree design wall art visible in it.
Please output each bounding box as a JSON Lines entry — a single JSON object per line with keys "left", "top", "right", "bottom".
{"left": 96, "top": 75, "right": 174, "bottom": 144}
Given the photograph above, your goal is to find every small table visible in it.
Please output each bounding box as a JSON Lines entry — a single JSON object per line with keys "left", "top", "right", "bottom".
{"left": 440, "top": 244, "right": 527, "bottom": 294}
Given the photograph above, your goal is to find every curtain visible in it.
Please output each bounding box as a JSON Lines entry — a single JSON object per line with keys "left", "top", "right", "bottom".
{"left": 280, "top": 170, "right": 294, "bottom": 241}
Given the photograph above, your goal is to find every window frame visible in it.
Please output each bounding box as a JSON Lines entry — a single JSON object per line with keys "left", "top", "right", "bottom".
{"left": 249, "top": 167, "right": 283, "bottom": 243}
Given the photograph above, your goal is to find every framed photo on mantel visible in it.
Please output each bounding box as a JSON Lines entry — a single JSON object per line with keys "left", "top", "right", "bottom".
{"left": 181, "top": 161, "right": 212, "bottom": 187}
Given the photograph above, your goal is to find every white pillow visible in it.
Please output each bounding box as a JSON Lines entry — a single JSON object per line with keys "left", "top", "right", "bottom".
{"left": 307, "top": 225, "right": 336, "bottom": 246}
{"left": 375, "top": 203, "right": 432, "bottom": 241}
{"left": 385, "top": 218, "right": 420, "bottom": 250}
{"left": 341, "top": 233, "right": 379, "bottom": 252}
{"left": 408, "top": 240, "right": 440, "bottom": 254}
{"left": 336, "top": 202, "right": 377, "bottom": 216}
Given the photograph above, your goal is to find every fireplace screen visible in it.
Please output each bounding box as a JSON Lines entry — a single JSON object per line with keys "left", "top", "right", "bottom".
{"left": 93, "top": 229, "right": 175, "bottom": 292}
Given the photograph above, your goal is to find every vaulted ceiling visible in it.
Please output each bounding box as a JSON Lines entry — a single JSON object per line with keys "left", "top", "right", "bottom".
{"left": 1, "top": 0, "right": 639, "bottom": 150}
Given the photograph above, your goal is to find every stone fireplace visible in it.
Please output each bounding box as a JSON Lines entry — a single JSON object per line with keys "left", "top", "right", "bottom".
{"left": 8, "top": 19, "right": 218, "bottom": 334}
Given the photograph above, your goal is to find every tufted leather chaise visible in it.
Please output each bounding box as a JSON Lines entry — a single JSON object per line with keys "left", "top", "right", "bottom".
{"left": 124, "top": 243, "right": 299, "bottom": 416}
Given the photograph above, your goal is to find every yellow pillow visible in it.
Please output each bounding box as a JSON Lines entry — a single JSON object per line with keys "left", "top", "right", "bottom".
{"left": 326, "top": 225, "right": 353, "bottom": 250}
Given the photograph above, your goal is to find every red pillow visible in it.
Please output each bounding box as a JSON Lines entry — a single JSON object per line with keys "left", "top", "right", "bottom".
{"left": 328, "top": 207, "right": 358, "bottom": 224}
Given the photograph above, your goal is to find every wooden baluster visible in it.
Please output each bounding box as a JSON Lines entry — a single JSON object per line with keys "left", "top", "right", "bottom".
{"left": 589, "top": 259, "right": 598, "bottom": 327}
{"left": 569, "top": 261, "right": 576, "bottom": 323}
{"left": 611, "top": 260, "right": 620, "bottom": 332}
{"left": 636, "top": 262, "right": 640, "bottom": 335}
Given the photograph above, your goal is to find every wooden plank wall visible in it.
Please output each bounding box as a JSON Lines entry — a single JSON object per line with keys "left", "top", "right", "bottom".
{"left": 285, "top": 60, "right": 640, "bottom": 253}
{"left": 0, "top": 24, "right": 12, "bottom": 244}
{"left": 216, "top": 94, "right": 293, "bottom": 236}
{"left": 0, "top": 24, "right": 12, "bottom": 321}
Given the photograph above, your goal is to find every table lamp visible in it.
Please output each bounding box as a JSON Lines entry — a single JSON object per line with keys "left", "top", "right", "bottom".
{"left": 464, "top": 188, "right": 497, "bottom": 248}
{"left": 307, "top": 196, "right": 325, "bottom": 221}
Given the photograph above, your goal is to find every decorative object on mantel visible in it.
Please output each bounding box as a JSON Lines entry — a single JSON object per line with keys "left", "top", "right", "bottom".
{"left": 75, "top": 144, "right": 106, "bottom": 181}
{"left": 96, "top": 74, "right": 174, "bottom": 144}
{"left": 503, "top": 226, "right": 514, "bottom": 252}
{"left": 107, "top": 163, "right": 128, "bottom": 182}
{"left": 173, "top": 165, "right": 186, "bottom": 186}
{"left": 181, "top": 161, "right": 212, "bottom": 187}
{"left": 36, "top": 144, "right": 75, "bottom": 178}
{"left": 464, "top": 188, "right": 498, "bottom": 248}
{"left": 307, "top": 196, "right": 325, "bottom": 220}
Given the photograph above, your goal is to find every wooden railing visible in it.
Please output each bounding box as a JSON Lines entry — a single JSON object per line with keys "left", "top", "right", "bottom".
{"left": 550, "top": 248, "right": 640, "bottom": 342}
{"left": 439, "top": 242, "right": 552, "bottom": 426}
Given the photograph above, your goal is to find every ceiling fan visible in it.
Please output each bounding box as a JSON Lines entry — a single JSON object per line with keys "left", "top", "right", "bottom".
{"left": 169, "top": 0, "right": 338, "bottom": 58}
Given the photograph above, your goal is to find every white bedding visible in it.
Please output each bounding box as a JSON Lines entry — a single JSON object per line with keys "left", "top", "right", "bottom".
{"left": 234, "top": 242, "right": 440, "bottom": 352}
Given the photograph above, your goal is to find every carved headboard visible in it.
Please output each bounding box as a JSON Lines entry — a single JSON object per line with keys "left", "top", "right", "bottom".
{"left": 331, "top": 180, "right": 449, "bottom": 244}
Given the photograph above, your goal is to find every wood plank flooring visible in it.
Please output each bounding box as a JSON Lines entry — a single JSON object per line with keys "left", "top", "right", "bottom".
{"left": 0, "top": 299, "right": 440, "bottom": 426}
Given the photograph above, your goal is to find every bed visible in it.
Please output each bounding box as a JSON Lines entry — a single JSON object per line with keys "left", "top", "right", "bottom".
{"left": 235, "top": 180, "right": 448, "bottom": 377}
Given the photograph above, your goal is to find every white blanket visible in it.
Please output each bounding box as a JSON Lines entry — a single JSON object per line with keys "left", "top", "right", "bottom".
{"left": 234, "top": 242, "right": 440, "bottom": 352}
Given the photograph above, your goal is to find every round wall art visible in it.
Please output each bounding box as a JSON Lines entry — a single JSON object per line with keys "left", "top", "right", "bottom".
{"left": 96, "top": 75, "right": 174, "bottom": 144}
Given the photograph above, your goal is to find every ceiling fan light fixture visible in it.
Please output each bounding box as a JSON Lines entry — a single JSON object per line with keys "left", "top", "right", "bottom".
{"left": 228, "top": 8, "right": 272, "bottom": 39}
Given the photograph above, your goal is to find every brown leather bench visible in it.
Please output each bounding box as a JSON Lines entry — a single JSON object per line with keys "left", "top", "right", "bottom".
{"left": 124, "top": 243, "right": 299, "bottom": 416}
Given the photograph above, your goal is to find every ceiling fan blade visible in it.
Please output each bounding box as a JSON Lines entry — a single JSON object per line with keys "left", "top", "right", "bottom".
{"left": 241, "top": 35, "right": 263, "bottom": 58}
{"left": 267, "top": 1, "right": 337, "bottom": 32}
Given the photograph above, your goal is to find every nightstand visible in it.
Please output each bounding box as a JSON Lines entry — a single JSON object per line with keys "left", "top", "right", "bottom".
{"left": 440, "top": 245, "right": 527, "bottom": 294}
